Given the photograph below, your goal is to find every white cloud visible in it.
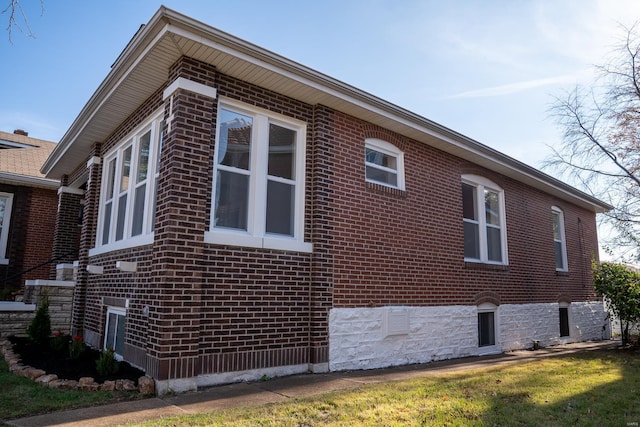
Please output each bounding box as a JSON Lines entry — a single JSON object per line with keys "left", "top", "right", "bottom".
{"left": 446, "top": 74, "right": 585, "bottom": 99}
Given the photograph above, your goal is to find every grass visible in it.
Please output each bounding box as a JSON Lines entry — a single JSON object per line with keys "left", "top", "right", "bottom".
{"left": 0, "top": 356, "right": 145, "bottom": 422}
{"left": 2, "top": 348, "right": 639, "bottom": 425}
{"left": 129, "top": 349, "right": 640, "bottom": 427}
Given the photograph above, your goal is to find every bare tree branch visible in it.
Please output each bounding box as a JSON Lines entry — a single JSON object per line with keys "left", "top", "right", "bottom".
{"left": 2, "top": 0, "right": 44, "bottom": 43}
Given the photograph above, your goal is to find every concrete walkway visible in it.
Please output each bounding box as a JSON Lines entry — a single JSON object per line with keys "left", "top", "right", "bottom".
{"left": 5, "top": 340, "right": 619, "bottom": 427}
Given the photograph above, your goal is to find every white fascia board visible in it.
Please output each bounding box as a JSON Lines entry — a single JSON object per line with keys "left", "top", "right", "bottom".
{"left": 0, "top": 172, "right": 59, "bottom": 189}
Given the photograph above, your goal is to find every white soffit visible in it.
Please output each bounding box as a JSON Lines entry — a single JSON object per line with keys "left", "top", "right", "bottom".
{"left": 43, "top": 6, "right": 611, "bottom": 213}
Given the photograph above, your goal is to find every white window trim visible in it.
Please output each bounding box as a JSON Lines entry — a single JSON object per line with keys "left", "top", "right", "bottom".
{"left": 104, "top": 306, "right": 126, "bottom": 361}
{"left": 462, "top": 175, "right": 508, "bottom": 265}
{"left": 364, "top": 138, "right": 405, "bottom": 190}
{"left": 91, "top": 110, "right": 163, "bottom": 256}
{"left": 0, "top": 192, "right": 13, "bottom": 264}
{"left": 552, "top": 206, "right": 568, "bottom": 272}
{"left": 205, "top": 97, "right": 312, "bottom": 253}
{"left": 477, "top": 302, "right": 501, "bottom": 355}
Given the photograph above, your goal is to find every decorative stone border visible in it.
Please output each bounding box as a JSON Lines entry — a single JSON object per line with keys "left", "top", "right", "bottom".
{"left": 0, "top": 339, "right": 155, "bottom": 395}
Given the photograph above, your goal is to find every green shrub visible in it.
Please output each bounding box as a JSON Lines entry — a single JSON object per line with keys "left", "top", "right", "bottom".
{"left": 96, "top": 349, "right": 120, "bottom": 377}
{"left": 50, "top": 331, "right": 69, "bottom": 353}
{"left": 69, "top": 335, "right": 86, "bottom": 359}
{"left": 27, "top": 301, "right": 51, "bottom": 346}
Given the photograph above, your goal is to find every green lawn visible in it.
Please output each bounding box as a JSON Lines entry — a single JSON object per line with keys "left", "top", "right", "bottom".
{"left": 131, "top": 350, "right": 640, "bottom": 427}
{"left": 0, "top": 357, "right": 144, "bottom": 422}
{"left": 2, "top": 349, "right": 639, "bottom": 426}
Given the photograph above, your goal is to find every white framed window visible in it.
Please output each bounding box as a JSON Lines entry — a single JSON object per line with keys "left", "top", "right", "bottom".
{"left": 462, "top": 175, "right": 508, "bottom": 264}
{"left": 552, "top": 206, "right": 568, "bottom": 271}
{"left": 559, "top": 302, "right": 571, "bottom": 337}
{"left": 93, "top": 111, "right": 163, "bottom": 255}
{"left": 477, "top": 302, "right": 500, "bottom": 354}
{"left": 364, "top": 138, "right": 405, "bottom": 190}
{"left": 205, "top": 98, "right": 311, "bottom": 252}
{"left": 104, "top": 306, "right": 126, "bottom": 360}
{"left": 0, "top": 193, "right": 14, "bottom": 264}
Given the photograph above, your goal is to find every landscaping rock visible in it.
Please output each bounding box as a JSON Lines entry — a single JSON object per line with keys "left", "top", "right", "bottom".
{"left": 25, "top": 367, "right": 46, "bottom": 380}
{"left": 49, "top": 379, "right": 79, "bottom": 389}
{"left": 78, "top": 376, "right": 95, "bottom": 386}
{"left": 138, "top": 375, "right": 155, "bottom": 395}
{"left": 35, "top": 374, "right": 58, "bottom": 385}
{"left": 101, "top": 380, "right": 116, "bottom": 391}
{"left": 116, "top": 379, "right": 137, "bottom": 391}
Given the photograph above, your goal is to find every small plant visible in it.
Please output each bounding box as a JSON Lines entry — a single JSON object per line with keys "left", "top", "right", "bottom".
{"left": 27, "top": 300, "right": 51, "bottom": 346}
{"left": 69, "top": 335, "right": 86, "bottom": 359}
{"left": 96, "top": 349, "right": 120, "bottom": 377}
{"left": 50, "top": 331, "right": 69, "bottom": 353}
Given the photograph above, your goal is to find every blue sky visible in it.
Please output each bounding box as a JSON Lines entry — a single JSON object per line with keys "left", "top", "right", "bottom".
{"left": 1, "top": 0, "right": 639, "bottom": 171}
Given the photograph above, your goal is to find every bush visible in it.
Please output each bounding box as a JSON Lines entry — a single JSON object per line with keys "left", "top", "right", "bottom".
{"left": 69, "top": 335, "right": 86, "bottom": 359}
{"left": 27, "top": 301, "right": 51, "bottom": 346}
{"left": 96, "top": 349, "right": 120, "bottom": 377}
{"left": 50, "top": 331, "right": 69, "bottom": 353}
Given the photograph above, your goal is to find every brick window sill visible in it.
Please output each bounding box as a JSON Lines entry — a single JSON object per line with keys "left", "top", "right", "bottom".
{"left": 464, "top": 262, "right": 510, "bottom": 272}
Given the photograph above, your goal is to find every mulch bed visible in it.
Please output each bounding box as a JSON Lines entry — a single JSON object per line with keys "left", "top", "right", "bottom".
{"left": 8, "top": 336, "right": 144, "bottom": 384}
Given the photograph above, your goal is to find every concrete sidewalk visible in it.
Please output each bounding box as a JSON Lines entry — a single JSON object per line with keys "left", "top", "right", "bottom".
{"left": 5, "top": 340, "right": 619, "bottom": 427}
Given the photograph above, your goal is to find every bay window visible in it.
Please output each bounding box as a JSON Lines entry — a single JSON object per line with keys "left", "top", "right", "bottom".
{"left": 95, "top": 111, "right": 163, "bottom": 253}
{"left": 206, "top": 99, "right": 311, "bottom": 252}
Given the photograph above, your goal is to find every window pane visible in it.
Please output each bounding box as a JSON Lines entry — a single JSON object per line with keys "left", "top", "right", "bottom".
{"left": 120, "top": 146, "right": 132, "bottom": 192}
{"left": 462, "top": 183, "right": 476, "bottom": 220}
{"left": 0, "top": 197, "right": 6, "bottom": 233}
{"left": 268, "top": 124, "right": 295, "bottom": 179}
{"left": 105, "top": 158, "right": 116, "bottom": 199}
{"left": 266, "top": 180, "right": 294, "bottom": 236}
{"left": 131, "top": 186, "right": 146, "bottom": 236}
{"left": 559, "top": 307, "right": 570, "bottom": 337}
{"left": 366, "top": 165, "right": 398, "bottom": 186}
{"left": 116, "top": 194, "right": 127, "bottom": 241}
{"left": 115, "top": 314, "right": 126, "bottom": 355}
{"left": 464, "top": 221, "right": 480, "bottom": 259}
{"left": 218, "top": 108, "right": 252, "bottom": 170}
{"left": 102, "top": 202, "right": 112, "bottom": 245}
{"left": 555, "top": 241, "right": 565, "bottom": 269}
{"left": 478, "top": 312, "right": 495, "bottom": 346}
{"left": 486, "top": 226, "right": 502, "bottom": 262}
{"left": 365, "top": 148, "right": 397, "bottom": 169}
{"left": 106, "top": 312, "right": 117, "bottom": 351}
{"left": 552, "top": 211, "right": 563, "bottom": 241}
{"left": 215, "top": 170, "right": 249, "bottom": 230}
{"left": 485, "top": 190, "right": 500, "bottom": 225}
{"left": 137, "top": 131, "right": 150, "bottom": 182}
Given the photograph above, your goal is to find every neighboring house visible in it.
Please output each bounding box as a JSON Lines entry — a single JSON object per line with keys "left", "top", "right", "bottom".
{"left": 41, "top": 7, "right": 612, "bottom": 394}
{"left": 0, "top": 130, "right": 59, "bottom": 298}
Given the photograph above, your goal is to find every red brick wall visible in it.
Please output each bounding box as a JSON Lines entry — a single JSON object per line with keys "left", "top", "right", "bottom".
{"left": 324, "top": 110, "right": 600, "bottom": 308}
{"left": 0, "top": 184, "right": 57, "bottom": 295}
{"left": 72, "top": 55, "right": 602, "bottom": 380}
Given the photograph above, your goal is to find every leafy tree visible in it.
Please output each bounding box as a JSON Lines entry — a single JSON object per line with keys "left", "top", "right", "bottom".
{"left": 546, "top": 23, "right": 640, "bottom": 261}
{"left": 592, "top": 261, "right": 640, "bottom": 344}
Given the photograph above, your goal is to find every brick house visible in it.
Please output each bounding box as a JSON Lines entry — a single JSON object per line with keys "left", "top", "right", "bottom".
{"left": 0, "top": 130, "right": 59, "bottom": 298}
{"left": 41, "top": 7, "right": 611, "bottom": 394}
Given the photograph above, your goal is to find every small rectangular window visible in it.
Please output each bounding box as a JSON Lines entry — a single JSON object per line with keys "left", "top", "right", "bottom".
{"left": 364, "top": 139, "right": 404, "bottom": 190}
{"left": 104, "top": 307, "right": 126, "bottom": 359}
{"left": 478, "top": 311, "right": 496, "bottom": 347}
{"left": 559, "top": 307, "right": 570, "bottom": 337}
